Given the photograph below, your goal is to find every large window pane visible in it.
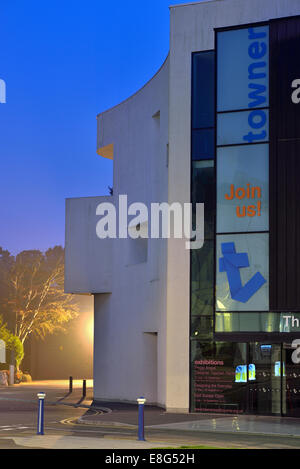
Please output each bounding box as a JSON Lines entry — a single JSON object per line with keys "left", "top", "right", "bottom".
{"left": 191, "top": 316, "right": 213, "bottom": 339}
{"left": 216, "top": 233, "right": 269, "bottom": 312}
{"left": 217, "top": 144, "right": 269, "bottom": 233}
{"left": 192, "top": 160, "right": 215, "bottom": 239}
{"left": 191, "top": 241, "right": 214, "bottom": 317}
{"left": 192, "top": 51, "right": 215, "bottom": 128}
{"left": 248, "top": 343, "right": 281, "bottom": 415}
{"left": 192, "top": 129, "right": 215, "bottom": 160}
{"left": 217, "top": 26, "right": 269, "bottom": 112}
{"left": 191, "top": 161, "right": 215, "bottom": 317}
{"left": 215, "top": 312, "right": 300, "bottom": 332}
{"left": 191, "top": 341, "right": 247, "bottom": 413}
{"left": 217, "top": 110, "right": 269, "bottom": 146}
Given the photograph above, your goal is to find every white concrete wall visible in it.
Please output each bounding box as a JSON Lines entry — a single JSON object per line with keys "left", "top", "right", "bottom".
{"left": 65, "top": 196, "right": 113, "bottom": 294}
{"left": 166, "top": 0, "right": 300, "bottom": 412}
{"left": 92, "top": 58, "right": 169, "bottom": 405}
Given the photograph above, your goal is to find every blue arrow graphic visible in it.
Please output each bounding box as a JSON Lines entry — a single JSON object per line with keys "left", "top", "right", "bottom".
{"left": 219, "top": 242, "right": 266, "bottom": 303}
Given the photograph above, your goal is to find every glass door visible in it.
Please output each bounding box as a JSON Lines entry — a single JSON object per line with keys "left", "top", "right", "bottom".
{"left": 248, "top": 343, "right": 281, "bottom": 415}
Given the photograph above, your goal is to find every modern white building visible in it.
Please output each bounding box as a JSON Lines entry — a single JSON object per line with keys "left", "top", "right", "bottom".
{"left": 65, "top": 0, "right": 300, "bottom": 416}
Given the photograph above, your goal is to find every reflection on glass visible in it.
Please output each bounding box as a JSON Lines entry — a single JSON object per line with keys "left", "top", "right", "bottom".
{"left": 283, "top": 345, "right": 300, "bottom": 417}
{"left": 274, "top": 361, "right": 285, "bottom": 377}
{"left": 192, "top": 160, "right": 215, "bottom": 239}
{"left": 191, "top": 242, "right": 214, "bottom": 316}
{"left": 248, "top": 343, "right": 281, "bottom": 415}
{"left": 191, "top": 341, "right": 247, "bottom": 414}
{"left": 280, "top": 314, "right": 300, "bottom": 332}
{"left": 192, "top": 51, "right": 215, "bottom": 128}
{"left": 191, "top": 160, "right": 215, "bottom": 317}
{"left": 215, "top": 312, "right": 300, "bottom": 333}
{"left": 191, "top": 316, "right": 213, "bottom": 339}
{"left": 191, "top": 342, "right": 300, "bottom": 416}
{"left": 235, "top": 365, "right": 247, "bottom": 383}
{"left": 249, "top": 364, "right": 256, "bottom": 381}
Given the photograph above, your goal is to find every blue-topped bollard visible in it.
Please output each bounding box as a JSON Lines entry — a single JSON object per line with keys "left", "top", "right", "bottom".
{"left": 137, "top": 397, "right": 146, "bottom": 441}
{"left": 37, "top": 392, "right": 46, "bottom": 435}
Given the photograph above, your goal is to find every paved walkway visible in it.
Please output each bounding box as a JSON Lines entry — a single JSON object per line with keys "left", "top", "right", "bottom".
{"left": 147, "top": 414, "right": 300, "bottom": 437}
{"left": 0, "top": 379, "right": 94, "bottom": 409}
{"left": 0, "top": 435, "right": 174, "bottom": 450}
{"left": 80, "top": 402, "right": 300, "bottom": 438}
{"left": 14, "top": 379, "right": 93, "bottom": 390}
{"left": 2, "top": 382, "right": 300, "bottom": 446}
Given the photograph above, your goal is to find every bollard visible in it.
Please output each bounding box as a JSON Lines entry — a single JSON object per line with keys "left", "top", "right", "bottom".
{"left": 9, "top": 350, "right": 15, "bottom": 386}
{"left": 82, "top": 379, "right": 86, "bottom": 398}
{"left": 69, "top": 376, "right": 73, "bottom": 393}
{"left": 37, "top": 392, "right": 46, "bottom": 435}
{"left": 137, "top": 397, "right": 146, "bottom": 441}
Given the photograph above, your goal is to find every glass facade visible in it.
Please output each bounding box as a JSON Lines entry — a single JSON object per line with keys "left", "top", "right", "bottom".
{"left": 248, "top": 343, "right": 281, "bottom": 415}
{"left": 283, "top": 345, "right": 300, "bottom": 417}
{"left": 192, "top": 51, "right": 215, "bottom": 128}
{"left": 217, "top": 26, "right": 269, "bottom": 112}
{"left": 190, "top": 51, "right": 215, "bottom": 399}
{"left": 216, "top": 24, "right": 270, "bottom": 318}
{"left": 215, "top": 313, "right": 300, "bottom": 333}
{"left": 190, "top": 23, "right": 300, "bottom": 417}
{"left": 192, "top": 130, "right": 215, "bottom": 160}
{"left": 191, "top": 340, "right": 300, "bottom": 415}
{"left": 191, "top": 341, "right": 247, "bottom": 414}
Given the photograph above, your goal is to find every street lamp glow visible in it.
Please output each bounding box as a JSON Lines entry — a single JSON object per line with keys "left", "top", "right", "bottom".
{"left": 86, "top": 318, "right": 94, "bottom": 343}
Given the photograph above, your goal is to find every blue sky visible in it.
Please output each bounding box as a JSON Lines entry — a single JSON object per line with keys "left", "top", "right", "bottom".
{"left": 0, "top": 0, "right": 193, "bottom": 254}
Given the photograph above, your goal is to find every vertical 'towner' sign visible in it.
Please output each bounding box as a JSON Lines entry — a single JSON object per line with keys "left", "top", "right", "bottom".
{"left": 216, "top": 24, "right": 269, "bottom": 312}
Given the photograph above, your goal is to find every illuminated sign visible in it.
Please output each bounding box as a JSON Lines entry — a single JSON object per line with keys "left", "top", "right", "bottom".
{"left": 216, "top": 24, "right": 269, "bottom": 311}
{"left": 217, "top": 26, "right": 269, "bottom": 112}
{"left": 235, "top": 364, "right": 256, "bottom": 382}
{"left": 217, "top": 144, "right": 268, "bottom": 233}
{"left": 248, "top": 364, "right": 256, "bottom": 381}
{"left": 216, "top": 234, "right": 269, "bottom": 311}
{"left": 274, "top": 361, "right": 285, "bottom": 377}
{"left": 219, "top": 242, "right": 266, "bottom": 303}
{"left": 235, "top": 365, "right": 247, "bottom": 383}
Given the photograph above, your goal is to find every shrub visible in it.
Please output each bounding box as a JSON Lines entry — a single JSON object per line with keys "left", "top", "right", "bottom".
{"left": 0, "top": 317, "right": 24, "bottom": 369}
{"left": 21, "top": 373, "right": 32, "bottom": 382}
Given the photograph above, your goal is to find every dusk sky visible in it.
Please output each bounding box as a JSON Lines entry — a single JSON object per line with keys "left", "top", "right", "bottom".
{"left": 0, "top": 0, "right": 193, "bottom": 255}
